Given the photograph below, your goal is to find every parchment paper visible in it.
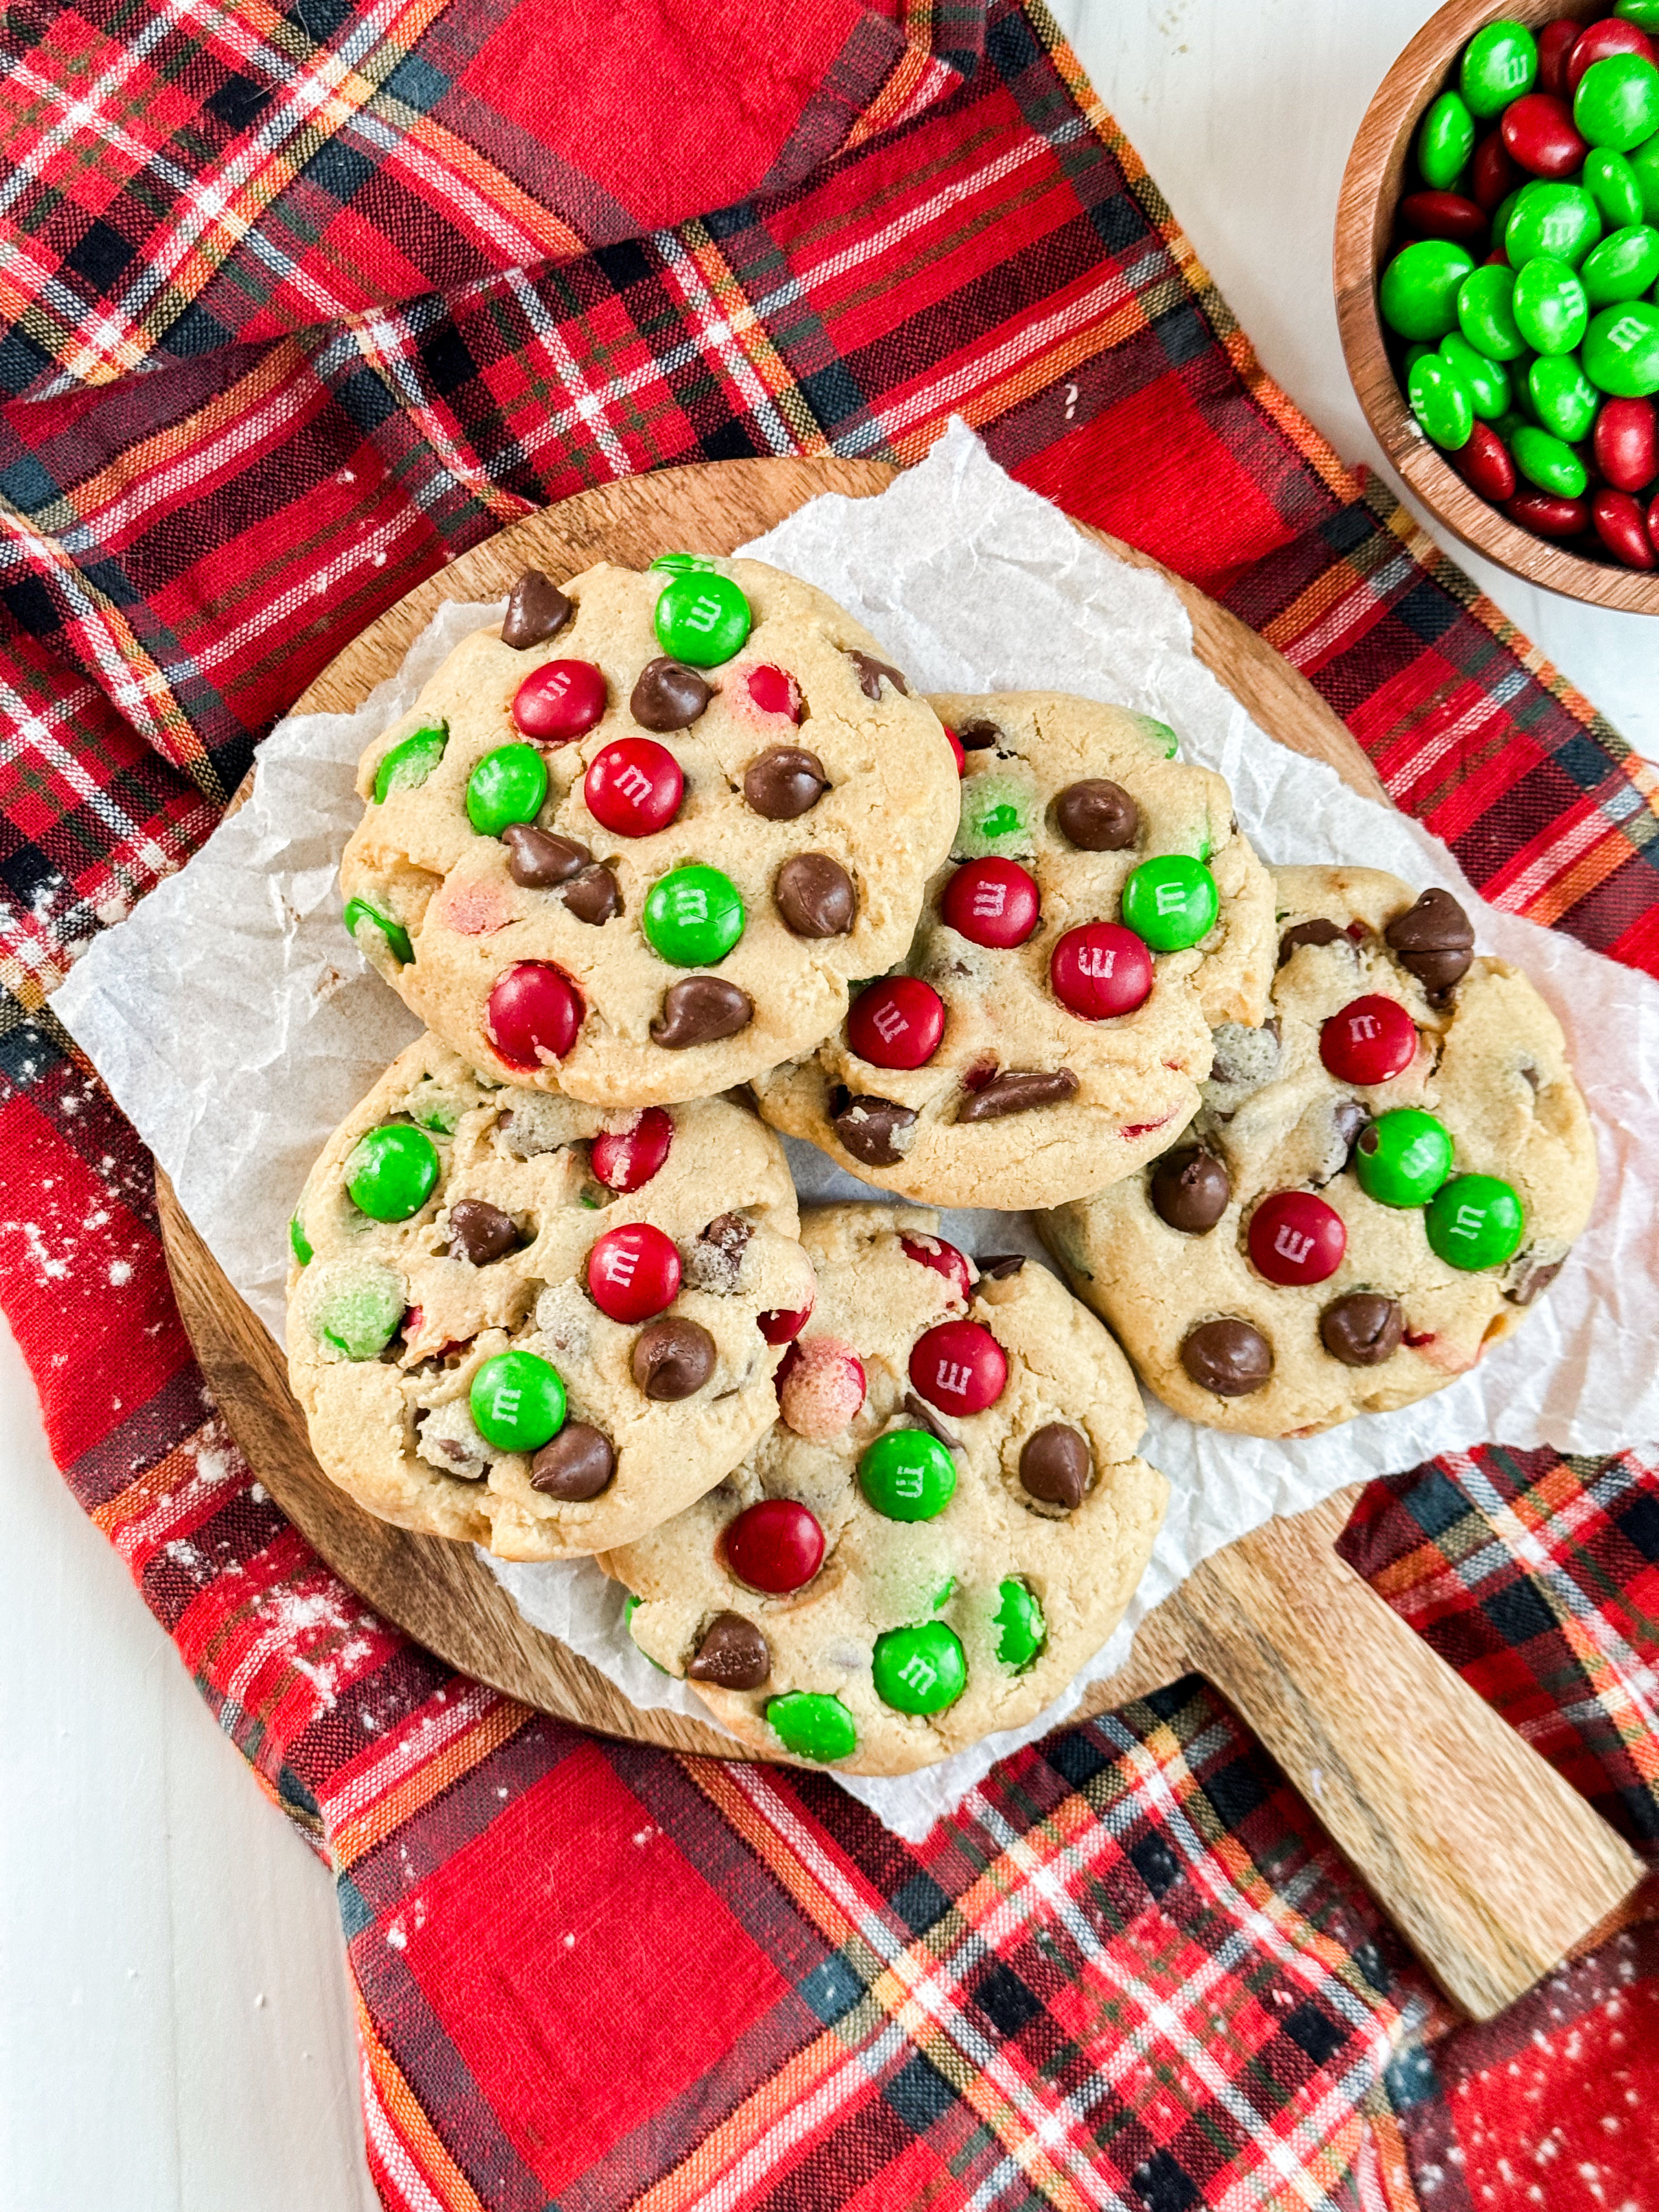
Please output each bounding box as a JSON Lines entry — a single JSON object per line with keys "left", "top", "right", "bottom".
{"left": 54, "top": 420, "right": 1659, "bottom": 1838}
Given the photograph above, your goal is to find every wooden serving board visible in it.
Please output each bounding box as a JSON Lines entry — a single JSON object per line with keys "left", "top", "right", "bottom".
{"left": 156, "top": 456, "right": 1641, "bottom": 2022}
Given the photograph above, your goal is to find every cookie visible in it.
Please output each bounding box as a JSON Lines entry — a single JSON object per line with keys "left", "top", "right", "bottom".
{"left": 286, "top": 1036, "right": 815, "bottom": 1559}
{"left": 752, "top": 692, "right": 1276, "bottom": 1210}
{"left": 338, "top": 557, "right": 960, "bottom": 1108}
{"left": 601, "top": 1204, "right": 1167, "bottom": 1775}
{"left": 1042, "top": 866, "right": 1597, "bottom": 1438}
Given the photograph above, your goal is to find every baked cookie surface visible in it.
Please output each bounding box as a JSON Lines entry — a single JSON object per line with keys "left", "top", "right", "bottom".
{"left": 286, "top": 1036, "right": 814, "bottom": 1559}
{"left": 752, "top": 692, "right": 1275, "bottom": 1210}
{"left": 1042, "top": 866, "right": 1597, "bottom": 1438}
{"left": 602, "top": 1204, "right": 1167, "bottom": 1775}
{"left": 340, "top": 558, "right": 959, "bottom": 1108}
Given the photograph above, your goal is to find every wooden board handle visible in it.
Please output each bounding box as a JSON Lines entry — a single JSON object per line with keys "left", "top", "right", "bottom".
{"left": 1164, "top": 1492, "right": 1643, "bottom": 2020}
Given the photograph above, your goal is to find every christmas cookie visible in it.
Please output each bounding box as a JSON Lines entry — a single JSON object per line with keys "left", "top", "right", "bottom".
{"left": 286, "top": 1036, "right": 814, "bottom": 1559}
{"left": 601, "top": 1204, "right": 1167, "bottom": 1775}
{"left": 339, "top": 557, "right": 960, "bottom": 1108}
{"left": 751, "top": 692, "right": 1276, "bottom": 1210}
{"left": 1041, "top": 866, "right": 1596, "bottom": 1438}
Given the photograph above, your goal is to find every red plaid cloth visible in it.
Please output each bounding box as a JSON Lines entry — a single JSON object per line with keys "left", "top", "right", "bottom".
{"left": 3, "top": 4, "right": 1657, "bottom": 2204}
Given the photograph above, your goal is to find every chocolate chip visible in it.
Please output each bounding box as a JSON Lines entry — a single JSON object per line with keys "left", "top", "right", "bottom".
{"left": 630, "top": 656, "right": 710, "bottom": 731}
{"left": 1150, "top": 1148, "right": 1231, "bottom": 1234}
{"left": 1331, "top": 1099, "right": 1369, "bottom": 1153}
{"left": 1181, "top": 1319, "right": 1273, "bottom": 1396}
{"left": 1503, "top": 1255, "right": 1562, "bottom": 1307}
{"left": 847, "top": 650, "right": 909, "bottom": 699}
{"left": 500, "top": 568, "right": 572, "bottom": 650}
{"left": 1277, "top": 917, "right": 1343, "bottom": 964}
{"left": 529, "top": 1423, "right": 615, "bottom": 1497}
{"left": 1056, "top": 777, "right": 1139, "bottom": 851}
{"left": 687, "top": 1611, "right": 771, "bottom": 1690}
{"left": 1019, "top": 1424, "right": 1092, "bottom": 1510}
{"left": 651, "top": 978, "right": 753, "bottom": 1048}
{"left": 447, "top": 1198, "right": 518, "bottom": 1266}
{"left": 687, "top": 1212, "right": 751, "bottom": 1292}
{"left": 502, "top": 823, "right": 589, "bottom": 888}
{"left": 1313, "top": 1099, "right": 1370, "bottom": 1187}
{"left": 743, "top": 746, "right": 828, "bottom": 820}
{"left": 1385, "top": 889, "right": 1474, "bottom": 993}
{"left": 1319, "top": 1294, "right": 1403, "bottom": 1368}
{"left": 831, "top": 1093, "right": 916, "bottom": 1167}
{"left": 562, "top": 863, "right": 620, "bottom": 924}
{"left": 956, "top": 1068, "right": 1079, "bottom": 1121}
{"left": 956, "top": 718, "right": 1001, "bottom": 752}
{"left": 975, "top": 1253, "right": 1025, "bottom": 1278}
{"left": 904, "top": 1390, "right": 960, "bottom": 1449}
{"left": 775, "top": 853, "right": 855, "bottom": 938}
{"left": 631, "top": 1317, "right": 717, "bottom": 1400}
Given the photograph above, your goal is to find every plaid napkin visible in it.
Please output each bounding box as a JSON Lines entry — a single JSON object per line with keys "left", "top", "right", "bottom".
{"left": 2, "top": 3, "right": 1655, "bottom": 2204}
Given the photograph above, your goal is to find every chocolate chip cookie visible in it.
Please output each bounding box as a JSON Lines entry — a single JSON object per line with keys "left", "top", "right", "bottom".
{"left": 601, "top": 1204, "right": 1167, "bottom": 1774}
{"left": 339, "top": 557, "right": 960, "bottom": 1107}
{"left": 752, "top": 692, "right": 1276, "bottom": 1210}
{"left": 286, "top": 1036, "right": 815, "bottom": 1558}
{"left": 1042, "top": 866, "right": 1597, "bottom": 1437}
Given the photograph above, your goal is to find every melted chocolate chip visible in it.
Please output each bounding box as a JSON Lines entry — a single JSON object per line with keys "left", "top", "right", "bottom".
{"left": 687, "top": 1611, "right": 771, "bottom": 1690}
{"left": 500, "top": 568, "right": 572, "bottom": 650}
{"left": 1181, "top": 1319, "right": 1273, "bottom": 1396}
{"left": 630, "top": 656, "right": 711, "bottom": 731}
{"left": 955, "top": 718, "right": 1001, "bottom": 752}
{"left": 1504, "top": 1255, "right": 1562, "bottom": 1307}
{"left": 904, "top": 1390, "right": 961, "bottom": 1449}
{"left": 631, "top": 1317, "right": 717, "bottom": 1400}
{"left": 1150, "top": 1148, "right": 1231, "bottom": 1234}
{"left": 562, "top": 862, "right": 620, "bottom": 925}
{"left": 529, "top": 1423, "right": 615, "bottom": 1497}
{"left": 847, "top": 651, "right": 909, "bottom": 699}
{"left": 1056, "top": 777, "right": 1139, "bottom": 851}
{"left": 775, "top": 853, "right": 855, "bottom": 938}
{"left": 1331, "top": 1099, "right": 1369, "bottom": 1154}
{"left": 1277, "top": 916, "right": 1343, "bottom": 964}
{"left": 744, "top": 746, "right": 828, "bottom": 820}
{"left": 502, "top": 823, "right": 589, "bottom": 889}
{"left": 651, "top": 978, "right": 753, "bottom": 1048}
{"left": 447, "top": 1198, "right": 518, "bottom": 1266}
{"left": 1385, "top": 888, "right": 1474, "bottom": 993}
{"left": 975, "top": 1253, "right": 1025, "bottom": 1279}
{"left": 687, "top": 1212, "right": 751, "bottom": 1293}
{"left": 1319, "top": 1294, "right": 1403, "bottom": 1368}
{"left": 831, "top": 1093, "right": 916, "bottom": 1167}
{"left": 955, "top": 1068, "right": 1079, "bottom": 1122}
{"left": 1019, "top": 1424, "right": 1092, "bottom": 1510}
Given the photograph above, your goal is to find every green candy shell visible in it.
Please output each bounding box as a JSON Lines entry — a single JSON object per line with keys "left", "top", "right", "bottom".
{"left": 1505, "top": 180, "right": 1601, "bottom": 266}
{"left": 1440, "top": 334, "right": 1510, "bottom": 420}
{"left": 289, "top": 1213, "right": 313, "bottom": 1267}
{"left": 652, "top": 570, "right": 751, "bottom": 665}
{"left": 470, "top": 1349, "right": 567, "bottom": 1453}
{"left": 465, "top": 743, "right": 548, "bottom": 837}
{"left": 343, "top": 895, "right": 413, "bottom": 969}
{"left": 1511, "top": 423, "right": 1588, "bottom": 496}
{"left": 1457, "top": 263, "right": 1526, "bottom": 360}
{"left": 956, "top": 769, "right": 1037, "bottom": 857}
{"left": 1460, "top": 20, "right": 1539, "bottom": 116}
{"left": 623, "top": 1595, "right": 669, "bottom": 1673}
{"left": 1510, "top": 256, "right": 1588, "bottom": 355}
{"left": 1581, "top": 223, "right": 1659, "bottom": 304}
{"left": 1381, "top": 240, "right": 1476, "bottom": 341}
{"left": 1409, "top": 350, "right": 1476, "bottom": 448}
{"left": 373, "top": 723, "right": 447, "bottom": 803}
{"left": 767, "top": 1691, "right": 857, "bottom": 1763}
{"left": 1582, "top": 300, "right": 1659, "bottom": 394}
{"left": 1418, "top": 90, "right": 1477, "bottom": 189}
{"left": 1121, "top": 854, "right": 1220, "bottom": 951}
{"left": 872, "top": 1621, "right": 967, "bottom": 1715}
{"left": 641, "top": 864, "right": 746, "bottom": 967}
{"left": 1630, "top": 132, "right": 1659, "bottom": 223}
{"left": 858, "top": 1428, "right": 957, "bottom": 1523}
{"left": 1618, "top": 0, "right": 1659, "bottom": 26}
{"left": 648, "top": 551, "right": 721, "bottom": 574}
{"left": 1352, "top": 1108, "right": 1454, "bottom": 1209}
{"left": 1574, "top": 53, "right": 1659, "bottom": 154}
{"left": 1583, "top": 147, "right": 1647, "bottom": 228}
{"left": 313, "top": 1263, "right": 404, "bottom": 1361}
{"left": 1425, "top": 1174, "right": 1525, "bottom": 1271}
{"left": 1130, "top": 713, "right": 1180, "bottom": 757}
{"left": 1528, "top": 353, "right": 1599, "bottom": 441}
{"left": 345, "top": 1124, "right": 441, "bottom": 1222}
{"left": 992, "top": 1578, "right": 1047, "bottom": 1670}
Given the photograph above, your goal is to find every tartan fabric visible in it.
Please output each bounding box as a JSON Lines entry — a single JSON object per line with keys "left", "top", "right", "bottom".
{"left": 2, "top": 3, "right": 1657, "bottom": 2204}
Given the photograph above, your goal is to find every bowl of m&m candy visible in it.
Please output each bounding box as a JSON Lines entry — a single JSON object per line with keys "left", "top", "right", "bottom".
{"left": 1336, "top": 0, "right": 1659, "bottom": 610}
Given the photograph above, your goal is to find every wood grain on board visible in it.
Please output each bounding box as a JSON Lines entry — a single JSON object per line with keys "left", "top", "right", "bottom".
{"left": 159, "top": 455, "right": 1642, "bottom": 2018}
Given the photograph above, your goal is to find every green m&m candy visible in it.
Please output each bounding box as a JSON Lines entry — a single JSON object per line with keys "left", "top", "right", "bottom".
{"left": 1121, "top": 854, "right": 1220, "bottom": 951}
{"left": 343, "top": 895, "right": 413, "bottom": 968}
{"left": 1457, "top": 264, "right": 1525, "bottom": 360}
{"left": 872, "top": 1621, "right": 967, "bottom": 1715}
{"left": 1511, "top": 424, "right": 1588, "bottom": 496}
{"left": 1440, "top": 333, "right": 1510, "bottom": 421}
{"left": 1418, "top": 90, "right": 1476, "bottom": 189}
{"left": 1583, "top": 300, "right": 1659, "bottom": 394}
{"left": 1408, "top": 350, "right": 1475, "bottom": 448}
{"left": 642, "top": 864, "right": 745, "bottom": 966}
{"left": 957, "top": 769, "right": 1036, "bottom": 856}
{"left": 314, "top": 1262, "right": 404, "bottom": 1360}
{"left": 346, "top": 1124, "right": 440, "bottom": 1221}
{"left": 1618, "top": 0, "right": 1659, "bottom": 26}
{"left": 1583, "top": 148, "right": 1646, "bottom": 228}
{"left": 1130, "top": 713, "right": 1180, "bottom": 758}
{"left": 1630, "top": 132, "right": 1659, "bottom": 222}
{"left": 466, "top": 743, "right": 548, "bottom": 837}
{"left": 1381, "top": 240, "right": 1475, "bottom": 341}
{"left": 858, "top": 1428, "right": 956, "bottom": 1522}
{"left": 1528, "top": 354, "right": 1599, "bottom": 442}
{"left": 1505, "top": 180, "right": 1601, "bottom": 266}
{"left": 767, "top": 1691, "right": 857, "bottom": 1762}
{"left": 1575, "top": 54, "right": 1659, "bottom": 153}
{"left": 1460, "top": 20, "right": 1538, "bottom": 115}
{"left": 1426, "top": 1173, "right": 1525, "bottom": 1270}
{"left": 648, "top": 551, "right": 719, "bottom": 574}
{"left": 373, "top": 723, "right": 447, "bottom": 803}
{"left": 653, "top": 570, "right": 751, "bottom": 665}
{"left": 1511, "top": 257, "right": 1588, "bottom": 354}
{"left": 623, "top": 1594, "right": 669, "bottom": 1673}
{"left": 289, "top": 1213, "right": 312, "bottom": 1267}
{"left": 470, "top": 1348, "right": 567, "bottom": 1452}
{"left": 1581, "top": 223, "right": 1659, "bottom": 304}
{"left": 1353, "top": 1108, "right": 1454, "bottom": 1208}
{"left": 992, "top": 1578, "right": 1046, "bottom": 1670}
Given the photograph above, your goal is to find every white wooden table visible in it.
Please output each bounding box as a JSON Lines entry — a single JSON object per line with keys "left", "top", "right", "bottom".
{"left": 3, "top": 7, "right": 1653, "bottom": 2204}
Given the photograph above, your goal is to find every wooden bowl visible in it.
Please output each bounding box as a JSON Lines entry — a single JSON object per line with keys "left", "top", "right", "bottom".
{"left": 1334, "top": 0, "right": 1659, "bottom": 613}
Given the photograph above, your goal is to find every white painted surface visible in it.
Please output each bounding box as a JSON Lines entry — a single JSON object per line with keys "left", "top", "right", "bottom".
{"left": 2, "top": 7, "right": 1653, "bottom": 2205}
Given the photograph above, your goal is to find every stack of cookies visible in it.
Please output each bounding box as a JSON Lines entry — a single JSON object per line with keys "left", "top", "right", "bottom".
{"left": 286, "top": 552, "right": 1595, "bottom": 1776}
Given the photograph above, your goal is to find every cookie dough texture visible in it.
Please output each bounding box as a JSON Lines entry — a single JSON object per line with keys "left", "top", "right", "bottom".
{"left": 286, "top": 1037, "right": 814, "bottom": 1559}
{"left": 752, "top": 692, "right": 1276, "bottom": 1210}
{"left": 603, "top": 1204, "right": 1168, "bottom": 1775}
{"left": 1043, "top": 866, "right": 1597, "bottom": 1438}
{"left": 340, "top": 560, "right": 960, "bottom": 1107}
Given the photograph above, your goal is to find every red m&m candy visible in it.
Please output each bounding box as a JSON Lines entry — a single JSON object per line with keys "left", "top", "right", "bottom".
{"left": 940, "top": 859, "right": 1040, "bottom": 948}
{"left": 585, "top": 737, "right": 684, "bottom": 836}
{"left": 484, "top": 962, "right": 583, "bottom": 1069}
{"left": 1049, "top": 923, "right": 1154, "bottom": 1020}
{"left": 591, "top": 1107, "right": 673, "bottom": 1192}
{"left": 1320, "top": 995, "right": 1418, "bottom": 1084}
{"left": 899, "top": 1234, "right": 972, "bottom": 1304}
{"left": 586, "top": 1222, "right": 681, "bottom": 1322}
{"left": 1247, "top": 1190, "right": 1347, "bottom": 1287}
{"left": 724, "top": 1498, "right": 825, "bottom": 1593}
{"left": 944, "top": 725, "right": 967, "bottom": 775}
{"left": 1500, "top": 93, "right": 1588, "bottom": 178}
{"left": 847, "top": 977, "right": 945, "bottom": 1069}
{"left": 909, "top": 1320, "right": 1007, "bottom": 1414}
{"left": 758, "top": 1294, "right": 814, "bottom": 1345}
{"left": 512, "top": 660, "right": 607, "bottom": 744}
{"left": 746, "top": 664, "right": 802, "bottom": 720}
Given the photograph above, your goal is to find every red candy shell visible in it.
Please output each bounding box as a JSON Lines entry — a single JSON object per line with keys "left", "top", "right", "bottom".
{"left": 1398, "top": 191, "right": 1489, "bottom": 251}
{"left": 1592, "top": 488, "right": 1657, "bottom": 568}
{"left": 847, "top": 977, "right": 945, "bottom": 1069}
{"left": 590, "top": 1107, "right": 673, "bottom": 1192}
{"left": 1248, "top": 1190, "right": 1347, "bottom": 1288}
{"left": 1049, "top": 923, "right": 1154, "bottom": 1020}
{"left": 746, "top": 664, "right": 802, "bottom": 720}
{"left": 758, "top": 1297, "right": 814, "bottom": 1345}
{"left": 484, "top": 962, "right": 583, "bottom": 1069}
{"left": 1538, "top": 16, "right": 1581, "bottom": 98}
{"left": 944, "top": 725, "right": 967, "bottom": 776}
{"left": 512, "top": 659, "right": 607, "bottom": 744}
{"left": 1506, "top": 488, "right": 1592, "bottom": 538}
{"left": 1566, "top": 16, "right": 1655, "bottom": 89}
{"left": 586, "top": 1222, "right": 681, "bottom": 1322}
{"left": 1500, "top": 92, "right": 1588, "bottom": 178}
{"left": 909, "top": 1320, "right": 1007, "bottom": 1415}
{"left": 1455, "top": 420, "right": 1518, "bottom": 503}
{"left": 1594, "top": 398, "right": 1657, "bottom": 494}
{"left": 585, "top": 736, "right": 684, "bottom": 836}
{"left": 724, "top": 1499, "right": 825, "bottom": 1594}
{"left": 940, "top": 858, "right": 1040, "bottom": 948}
{"left": 1319, "top": 995, "right": 1418, "bottom": 1085}
{"left": 899, "top": 1234, "right": 972, "bottom": 1305}
{"left": 1471, "top": 126, "right": 1522, "bottom": 208}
